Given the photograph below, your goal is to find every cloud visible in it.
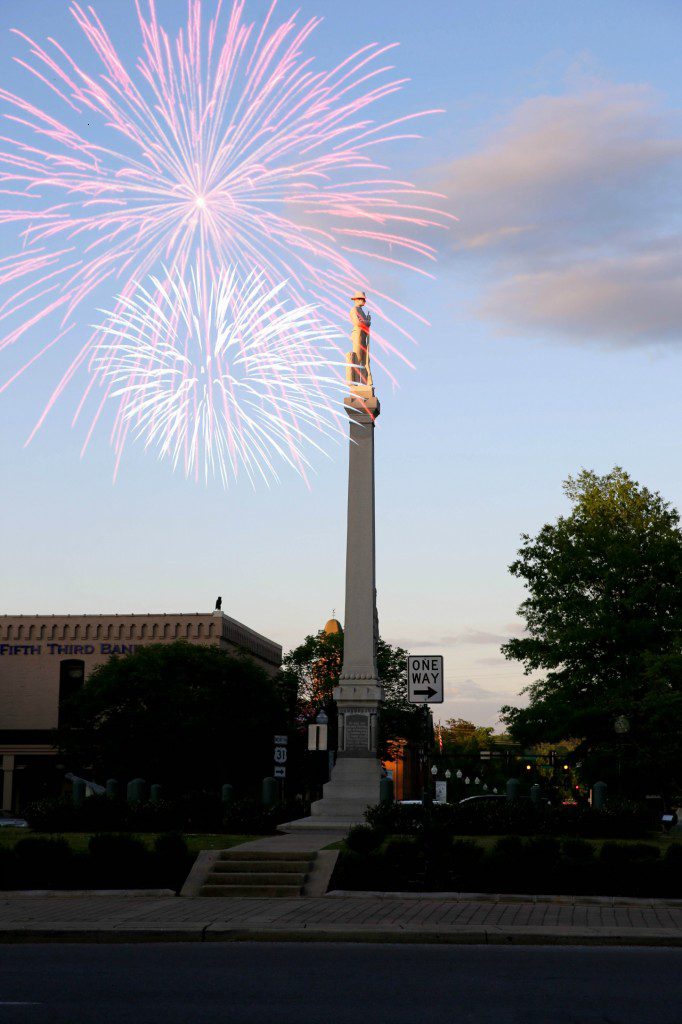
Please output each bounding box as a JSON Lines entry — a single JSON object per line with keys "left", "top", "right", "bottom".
{"left": 386, "top": 624, "right": 524, "bottom": 650}
{"left": 453, "top": 629, "right": 514, "bottom": 646}
{"left": 480, "top": 243, "right": 682, "bottom": 347}
{"left": 449, "top": 678, "right": 498, "bottom": 700}
{"left": 447, "top": 678, "right": 521, "bottom": 702}
{"left": 436, "top": 81, "right": 682, "bottom": 346}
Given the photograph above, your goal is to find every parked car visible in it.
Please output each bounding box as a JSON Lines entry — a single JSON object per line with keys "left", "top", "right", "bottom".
{"left": 458, "top": 794, "right": 505, "bottom": 806}
{"left": 0, "top": 811, "right": 28, "bottom": 828}
{"left": 459, "top": 794, "right": 552, "bottom": 807}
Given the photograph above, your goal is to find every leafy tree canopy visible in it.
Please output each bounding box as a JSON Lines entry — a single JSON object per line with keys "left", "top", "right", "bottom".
{"left": 280, "top": 629, "right": 423, "bottom": 757}
{"left": 441, "top": 718, "right": 496, "bottom": 751}
{"left": 57, "top": 642, "right": 285, "bottom": 792}
{"left": 501, "top": 467, "right": 682, "bottom": 795}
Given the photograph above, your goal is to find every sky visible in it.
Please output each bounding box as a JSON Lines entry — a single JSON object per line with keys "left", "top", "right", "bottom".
{"left": 1, "top": 0, "right": 682, "bottom": 727}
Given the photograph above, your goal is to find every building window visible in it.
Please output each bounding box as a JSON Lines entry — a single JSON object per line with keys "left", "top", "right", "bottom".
{"left": 58, "top": 660, "right": 85, "bottom": 727}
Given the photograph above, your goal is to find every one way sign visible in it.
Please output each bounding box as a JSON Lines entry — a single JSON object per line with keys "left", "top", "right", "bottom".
{"left": 407, "top": 655, "right": 444, "bottom": 704}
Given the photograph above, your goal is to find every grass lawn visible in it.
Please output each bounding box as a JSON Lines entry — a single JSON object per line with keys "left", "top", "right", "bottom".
{"left": 0, "top": 830, "right": 257, "bottom": 855}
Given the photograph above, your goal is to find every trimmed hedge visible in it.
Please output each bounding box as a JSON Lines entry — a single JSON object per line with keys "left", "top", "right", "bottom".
{"left": 0, "top": 833, "right": 194, "bottom": 892}
{"left": 24, "top": 795, "right": 307, "bottom": 835}
{"left": 333, "top": 831, "right": 682, "bottom": 897}
{"left": 364, "top": 799, "right": 650, "bottom": 839}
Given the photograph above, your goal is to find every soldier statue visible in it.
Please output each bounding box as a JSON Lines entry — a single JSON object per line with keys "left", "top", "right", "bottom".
{"left": 347, "top": 288, "right": 373, "bottom": 387}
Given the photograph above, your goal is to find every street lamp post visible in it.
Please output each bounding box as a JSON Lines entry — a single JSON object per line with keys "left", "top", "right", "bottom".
{"left": 614, "top": 715, "right": 630, "bottom": 796}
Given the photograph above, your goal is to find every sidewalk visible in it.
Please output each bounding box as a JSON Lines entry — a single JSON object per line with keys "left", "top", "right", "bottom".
{"left": 2, "top": 891, "right": 682, "bottom": 946}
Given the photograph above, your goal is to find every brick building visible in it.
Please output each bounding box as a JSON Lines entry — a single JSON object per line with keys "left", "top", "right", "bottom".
{"left": 0, "top": 611, "right": 281, "bottom": 811}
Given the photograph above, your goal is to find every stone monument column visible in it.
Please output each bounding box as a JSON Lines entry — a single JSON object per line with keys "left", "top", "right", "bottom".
{"left": 283, "top": 289, "right": 383, "bottom": 829}
{"left": 306, "top": 290, "right": 383, "bottom": 823}
{"left": 335, "top": 286, "right": 382, "bottom": 753}
{"left": 333, "top": 388, "right": 383, "bottom": 751}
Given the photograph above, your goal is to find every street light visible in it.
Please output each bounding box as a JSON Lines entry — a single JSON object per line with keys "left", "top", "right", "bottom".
{"left": 456, "top": 770, "right": 463, "bottom": 780}
{"left": 430, "top": 765, "right": 438, "bottom": 777}
{"left": 445, "top": 770, "right": 451, "bottom": 780}
{"left": 465, "top": 776, "right": 471, "bottom": 785}
{"left": 307, "top": 708, "right": 329, "bottom": 751}
{"left": 474, "top": 777, "right": 480, "bottom": 785}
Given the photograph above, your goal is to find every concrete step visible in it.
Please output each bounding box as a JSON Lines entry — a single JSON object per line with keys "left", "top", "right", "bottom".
{"left": 200, "top": 884, "right": 302, "bottom": 897}
{"left": 211, "top": 860, "right": 310, "bottom": 874}
{"left": 218, "top": 850, "right": 318, "bottom": 863}
{"left": 181, "top": 847, "right": 340, "bottom": 897}
{"left": 279, "top": 817, "right": 361, "bottom": 832}
{"left": 205, "top": 872, "right": 308, "bottom": 887}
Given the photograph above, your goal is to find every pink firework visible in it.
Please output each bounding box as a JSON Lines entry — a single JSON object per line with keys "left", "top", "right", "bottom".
{"left": 0, "top": 0, "right": 449, "bottom": 457}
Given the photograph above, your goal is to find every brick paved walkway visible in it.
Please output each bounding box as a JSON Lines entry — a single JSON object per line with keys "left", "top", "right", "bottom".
{"left": 2, "top": 893, "right": 682, "bottom": 945}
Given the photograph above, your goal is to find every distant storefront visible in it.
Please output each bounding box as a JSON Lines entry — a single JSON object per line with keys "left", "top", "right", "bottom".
{"left": 0, "top": 611, "right": 282, "bottom": 811}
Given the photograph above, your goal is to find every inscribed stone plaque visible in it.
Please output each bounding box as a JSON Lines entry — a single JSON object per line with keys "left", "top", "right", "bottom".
{"left": 345, "top": 714, "right": 369, "bottom": 751}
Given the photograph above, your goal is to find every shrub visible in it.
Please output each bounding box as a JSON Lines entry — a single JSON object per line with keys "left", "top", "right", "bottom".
{"left": 599, "top": 842, "right": 660, "bottom": 868}
{"left": 332, "top": 832, "right": 682, "bottom": 897}
{"left": 362, "top": 799, "right": 650, "bottom": 839}
{"left": 87, "top": 833, "right": 151, "bottom": 887}
{"left": 152, "top": 833, "right": 194, "bottom": 891}
{"left": 223, "top": 798, "right": 276, "bottom": 835}
{"left": 346, "top": 825, "right": 385, "bottom": 855}
{"left": 380, "top": 835, "right": 423, "bottom": 890}
{"left": 24, "top": 793, "right": 230, "bottom": 833}
{"left": 0, "top": 848, "right": 18, "bottom": 890}
{"left": 524, "top": 835, "right": 562, "bottom": 868}
{"left": 365, "top": 802, "right": 423, "bottom": 835}
{"left": 24, "top": 798, "right": 78, "bottom": 832}
{"left": 449, "top": 839, "right": 485, "bottom": 890}
{"left": 561, "top": 838, "right": 595, "bottom": 866}
{"left": 13, "top": 837, "right": 77, "bottom": 889}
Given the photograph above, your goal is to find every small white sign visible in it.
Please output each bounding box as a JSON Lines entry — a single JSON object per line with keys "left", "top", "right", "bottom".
{"left": 274, "top": 746, "right": 288, "bottom": 764}
{"left": 274, "top": 766, "right": 286, "bottom": 779}
{"left": 434, "top": 780, "right": 448, "bottom": 804}
{"left": 407, "top": 655, "right": 444, "bottom": 704}
{"left": 274, "top": 735, "right": 288, "bottom": 746}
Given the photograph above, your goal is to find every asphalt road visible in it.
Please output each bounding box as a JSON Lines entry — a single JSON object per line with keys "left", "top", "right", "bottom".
{"left": 0, "top": 942, "right": 680, "bottom": 1024}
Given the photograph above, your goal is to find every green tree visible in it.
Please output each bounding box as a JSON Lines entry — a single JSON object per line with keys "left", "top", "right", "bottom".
{"left": 438, "top": 718, "right": 508, "bottom": 791}
{"left": 501, "top": 467, "right": 682, "bottom": 796}
{"left": 280, "top": 630, "right": 423, "bottom": 757}
{"left": 57, "top": 642, "right": 285, "bottom": 792}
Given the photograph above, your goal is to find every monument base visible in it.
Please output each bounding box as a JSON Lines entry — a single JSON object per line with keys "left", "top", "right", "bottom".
{"left": 279, "top": 755, "right": 382, "bottom": 833}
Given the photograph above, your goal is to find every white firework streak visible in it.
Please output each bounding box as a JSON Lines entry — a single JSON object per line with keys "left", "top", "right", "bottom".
{"left": 93, "top": 267, "right": 346, "bottom": 487}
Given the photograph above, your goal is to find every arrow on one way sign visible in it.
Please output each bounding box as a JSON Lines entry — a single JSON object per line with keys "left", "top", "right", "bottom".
{"left": 407, "top": 655, "right": 444, "bottom": 704}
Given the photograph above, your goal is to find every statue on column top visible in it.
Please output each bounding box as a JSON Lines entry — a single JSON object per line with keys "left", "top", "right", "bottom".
{"left": 347, "top": 288, "right": 373, "bottom": 388}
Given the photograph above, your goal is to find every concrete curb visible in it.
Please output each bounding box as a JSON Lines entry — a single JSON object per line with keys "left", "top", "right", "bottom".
{"left": 326, "top": 890, "right": 682, "bottom": 908}
{"left": 1, "top": 923, "right": 682, "bottom": 946}
{"left": 0, "top": 890, "right": 176, "bottom": 898}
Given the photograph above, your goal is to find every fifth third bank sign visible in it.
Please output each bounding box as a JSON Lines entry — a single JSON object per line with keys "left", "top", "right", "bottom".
{"left": 407, "top": 655, "right": 444, "bottom": 704}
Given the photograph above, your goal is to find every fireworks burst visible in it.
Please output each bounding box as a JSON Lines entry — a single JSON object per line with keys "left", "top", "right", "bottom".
{"left": 94, "top": 265, "right": 345, "bottom": 486}
{"left": 0, "top": 0, "right": 450, "bottom": 475}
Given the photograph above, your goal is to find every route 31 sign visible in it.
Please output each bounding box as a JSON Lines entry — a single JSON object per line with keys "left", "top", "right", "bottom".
{"left": 407, "top": 655, "right": 444, "bottom": 704}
